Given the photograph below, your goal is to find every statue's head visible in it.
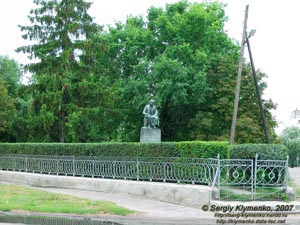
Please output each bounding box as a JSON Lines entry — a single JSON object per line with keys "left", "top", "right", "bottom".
{"left": 149, "top": 99, "right": 154, "bottom": 105}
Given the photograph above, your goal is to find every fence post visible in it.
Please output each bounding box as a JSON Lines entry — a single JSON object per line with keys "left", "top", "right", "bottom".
{"left": 25, "top": 155, "right": 28, "bottom": 172}
{"left": 72, "top": 156, "right": 75, "bottom": 176}
{"left": 112, "top": 161, "right": 116, "bottom": 179}
{"left": 217, "top": 154, "right": 220, "bottom": 200}
{"left": 56, "top": 158, "right": 59, "bottom": 175}
{"left": 253, "top": 154, "right": 258, "bottom": 200}
{"left": 163, "top": 163, "right": 166, "bottom": 183}
{"left": 285, "top": 155, "right": 289, "bottom": 198}
{"left": 13, "top": 156, "right": 16, "bottom": 171}
{"left": 136, "top": 158, "right": 140, "bottom": 181}
{"left": 92, "top": 159, "right": 95, "bottom": 178}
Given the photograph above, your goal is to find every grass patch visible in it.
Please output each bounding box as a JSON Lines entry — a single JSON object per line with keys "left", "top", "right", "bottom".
{"left": 220, "top": 187, "right": 286, "bottom": 201}
{"left": 220, "top": 189, "right": 252, "bottom": 201}
{"left": 0, "top": 183, "right": 135, "bottom": 215}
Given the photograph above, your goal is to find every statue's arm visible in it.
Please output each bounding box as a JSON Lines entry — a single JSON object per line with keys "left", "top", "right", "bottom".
{"left": 154, "top": 108, "right": 158, "bottom": 117}
{"left": 142, "top": 105, "right": 148, "bottom": 115}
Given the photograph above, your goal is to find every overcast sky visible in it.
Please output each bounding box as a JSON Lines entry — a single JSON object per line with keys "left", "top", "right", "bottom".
{"left": 1, "top": 0, "right": 299, "bottom": 134}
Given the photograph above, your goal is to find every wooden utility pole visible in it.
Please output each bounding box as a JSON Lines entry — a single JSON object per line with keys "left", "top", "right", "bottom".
{"left": 230, "top": 5, "right": 249, "bottom": 144}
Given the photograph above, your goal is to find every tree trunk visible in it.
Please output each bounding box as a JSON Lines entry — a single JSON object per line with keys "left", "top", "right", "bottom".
{"left": 60, "top": 110, "right": 65, "bottom": 143}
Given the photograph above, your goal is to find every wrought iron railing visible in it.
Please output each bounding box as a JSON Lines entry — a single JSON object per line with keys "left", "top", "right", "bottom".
{"left": 214, "top": 154, "right": 290, "bottom": 201}
{"left": 0, "top": 154, "right": 290, "bottom": 201}
{"left": 0, "top": 154, "right": 218, "bottom": 185}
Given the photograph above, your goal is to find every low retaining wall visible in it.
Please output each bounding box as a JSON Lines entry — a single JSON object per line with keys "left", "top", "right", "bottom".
{"left": 0, "top": 171, "right": 211, "bottom": 208}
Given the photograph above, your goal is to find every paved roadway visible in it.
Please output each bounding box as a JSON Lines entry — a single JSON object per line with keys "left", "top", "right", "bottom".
{"left": 0, "top": 181, "right": 214, "bottom": 225}
{"left": 3, "top": 168, "right": 300, "bottom": 225}
{"left": 289, "top": 167, "right": 300, "bottom": 187}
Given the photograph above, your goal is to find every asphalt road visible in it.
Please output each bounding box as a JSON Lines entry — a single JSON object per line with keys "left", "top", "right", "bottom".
{"left": 3, "top": 168, "right": 300, "bottom": 225}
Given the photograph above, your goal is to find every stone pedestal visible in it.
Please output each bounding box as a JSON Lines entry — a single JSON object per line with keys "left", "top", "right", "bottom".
{"left": 140, "top": 127, "right": 161, "bottom": 143}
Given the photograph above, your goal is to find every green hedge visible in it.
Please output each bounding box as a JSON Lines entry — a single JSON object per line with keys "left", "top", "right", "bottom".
{"left": 230, "top": 144, "right": 288, "bottom": 160}
{"left": 176, "top": 141, "right": 229, "bottom": 158}
{"left": 284, "top": 140, "right": 300, "bottom": 167}
{"left": 0, "top": 141, "right": 229, "bottom": 159}
{"left": 1, "top": 143, "right": 289, "bottom": 160}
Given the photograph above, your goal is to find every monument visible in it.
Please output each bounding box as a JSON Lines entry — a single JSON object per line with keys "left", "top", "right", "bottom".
{"left": 140, "top": 99, "right": 161, "bottom": 143}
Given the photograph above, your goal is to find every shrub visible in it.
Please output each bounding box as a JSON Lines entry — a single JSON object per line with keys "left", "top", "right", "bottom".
{"left": 230, "top": 144, "right": 288, "bottom": 160}
{"left": 0, "top": 141, "right": 229, "bottom": 159}
{"left": 176, "top": 141, "right": 229, "bottom": 159}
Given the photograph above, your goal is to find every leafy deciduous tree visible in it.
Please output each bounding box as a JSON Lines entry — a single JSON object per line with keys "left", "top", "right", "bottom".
{"left": 12, "top": 0, "right": 278, "bottom": 143}
{"left": 0, "top": 80, "right": 16, "bottom": 139}
{"left": 0, "top": 56, "right": 21, "bottom": 97}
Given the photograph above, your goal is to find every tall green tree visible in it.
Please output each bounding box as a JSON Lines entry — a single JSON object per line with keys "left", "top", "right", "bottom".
{"left": 236, "top": 66, "right": 277, "bottom": 143}
{"left": 0, "top": 80, "right": 16, "bottom": 140}
{"left": 0, "top": 56, "right": 22, "bottom": 141}
{"left": 190, "top": 59, "right": 277, "bottom": 143}
{"left": 14, "top": 0, "right": 278, "bottom": 143}
{"left": 0, "top": 56, "right": 21, "bottom": 97}
{"left": 101, "top": 1, "right": 277, "bottom": 142}
{"left": 103, "top": 1, "right": 240, "bottom": 141}
{"left": 17, "top": 0, "right": 99, "bottom": 142}
{"left": 281, "top": 126, "right": 300, "bottom": 144}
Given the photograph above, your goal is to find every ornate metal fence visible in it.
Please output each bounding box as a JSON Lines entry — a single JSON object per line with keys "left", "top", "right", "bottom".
{"left": 212, "top": 157, "right": 254, "bottom": 201}
{"left": 254, "top": 157, "right": 289, "bottom": 200}
{"left": 0, "top": 154, "right": 218, "bottom": 185}
{"left": 0, "top": 154, "right": 289, "bottom": 201}
{"left": 212, "top": 154, "right": 289, "bottom": 201}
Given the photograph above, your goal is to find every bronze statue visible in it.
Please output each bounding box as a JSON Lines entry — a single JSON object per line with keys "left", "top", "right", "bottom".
{"left": 142, "top": 99, "right": 159, "bottom": 128}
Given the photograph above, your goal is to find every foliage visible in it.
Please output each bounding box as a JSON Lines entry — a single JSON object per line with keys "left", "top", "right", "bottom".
{"left": 98, "top": 0, "right": 277, "bottom": 142}
{"left": 4, "top": 0, "right": 278, "bottom": 143}
{"left": 230, "top": 144, "right": 288, "bottom": 160}
{"left": 284, "top": 140, "right": 300, "bottom": 167}
{"left": 0, "top": 56, "right": 22, "bottom": 141}
{"left": 16, "top": 0, "right": 100, "bottom": 142}
{"left": 0, "top": 141, "right": 229, "bottom": 158}
{"left": 279, "top": 127, "right": 300, "bottom": 166}
{"left": 190, "top": 60, "right": 277, "bottom": 143}
{"left": 236, "top": 66, "right": 278, "bottom": 143}
{"left": 106, "top": 1, "right": 237, "bottom": 141}
{"left": 0, "top": 56, "right": 21, "bottom": 97}
{"left": 0, "top": 183, "right": 134, "bottom": 215}
{"left": 176, "top": 141, "right": 229, "bottom": 158}
{"left": 0, "top": 80, "right": 16, "bottom": 138}
{"left": 281, "top": 126, "right": 300, "bottom": 144}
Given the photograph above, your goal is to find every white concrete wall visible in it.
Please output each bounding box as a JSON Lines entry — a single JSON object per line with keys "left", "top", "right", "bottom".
{"left": 0, "top": 170, "right": 211, "bottom": 208}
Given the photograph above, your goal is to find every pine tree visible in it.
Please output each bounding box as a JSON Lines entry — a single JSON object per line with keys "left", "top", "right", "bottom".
{"left": 17, "top": 0, "right": 99, "bottom": 142}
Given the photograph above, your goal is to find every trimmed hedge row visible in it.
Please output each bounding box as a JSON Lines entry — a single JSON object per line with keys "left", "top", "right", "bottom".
{"left": 0, "top": 141, "right": 230, "bottom": 159}
{"left": 230, "top": 144, "right": 288, "bottom": 160}
{"left": 0, "top": 142, "right": 289, "bottom": 161}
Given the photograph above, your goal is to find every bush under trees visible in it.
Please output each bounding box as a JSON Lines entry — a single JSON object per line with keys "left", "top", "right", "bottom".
{"left": 0, "top": 141, "right": 229, "bottom": 159}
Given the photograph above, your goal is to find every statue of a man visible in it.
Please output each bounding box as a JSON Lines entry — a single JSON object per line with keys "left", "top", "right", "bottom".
{"left": 143, "top": 99, "right": 159, "bottom": 128}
